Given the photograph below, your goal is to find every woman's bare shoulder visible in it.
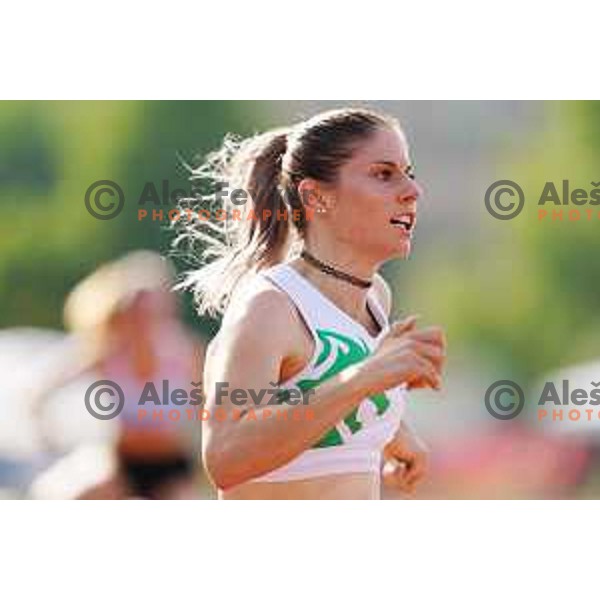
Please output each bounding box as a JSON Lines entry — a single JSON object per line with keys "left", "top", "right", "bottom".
{"left": 208, "top": 273, "right": 303, "bottom": 358}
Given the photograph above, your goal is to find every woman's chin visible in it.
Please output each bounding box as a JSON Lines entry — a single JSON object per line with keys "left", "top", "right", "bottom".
{"left": 388, "top": 240, "right": 412, "bottom": 260}
{"left": 369, "top": 239, "right": 412, "bottom": 263}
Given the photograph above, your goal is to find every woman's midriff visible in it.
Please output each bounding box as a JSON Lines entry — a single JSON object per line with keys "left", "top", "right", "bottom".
{"left": 219, "top": 471, "right": 380, "bottom": 500}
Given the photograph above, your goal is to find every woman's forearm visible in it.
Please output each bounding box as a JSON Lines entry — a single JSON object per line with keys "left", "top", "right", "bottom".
{"left": 203, "top": 362, "right": 377, "bottom": 489}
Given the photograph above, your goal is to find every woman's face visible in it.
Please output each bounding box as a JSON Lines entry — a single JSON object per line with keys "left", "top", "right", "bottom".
{"left": 109, "top": 290, "right": 177, "bottom": 341}
{"left": 321, "top": 126, "right": 423, "bottom": 262}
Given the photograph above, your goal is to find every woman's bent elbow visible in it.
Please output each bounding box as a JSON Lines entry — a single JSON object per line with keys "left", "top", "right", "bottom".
{"left": 202, "top": 438, "right": 243, "bottom": 491}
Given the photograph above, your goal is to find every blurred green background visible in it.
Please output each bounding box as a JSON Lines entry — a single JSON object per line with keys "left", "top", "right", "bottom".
{"left": 3, "top": 101, "right": 598, "bottom": 376}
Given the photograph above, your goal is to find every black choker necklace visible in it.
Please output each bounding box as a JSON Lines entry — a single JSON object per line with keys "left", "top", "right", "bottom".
{"left": 300, "top": 249, "right": 373, "bottom": 289}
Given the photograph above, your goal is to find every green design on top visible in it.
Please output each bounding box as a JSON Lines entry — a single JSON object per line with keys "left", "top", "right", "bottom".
{"left": 286, "top": 328, "right": 391, "bottom": 448}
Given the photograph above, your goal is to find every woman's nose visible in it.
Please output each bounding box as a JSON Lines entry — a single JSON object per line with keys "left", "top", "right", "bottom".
{"left": 411, "top": 177, "right": 424, "bottom": 198}
{"left": 398, "top": 178, "right": 423, "bottom": 202}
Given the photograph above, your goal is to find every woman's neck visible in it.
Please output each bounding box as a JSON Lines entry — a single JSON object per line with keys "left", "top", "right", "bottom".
{"left": 289, "top": 242, "right": 381, "bottom": 328}
{"left": 301, "top": 239, "right": 378, "bottom": 283}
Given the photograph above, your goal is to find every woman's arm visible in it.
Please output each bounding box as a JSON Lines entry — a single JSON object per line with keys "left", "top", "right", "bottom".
{"left": 383, "top": 420, "right": 429, "bottom": 495}
{"left": 29, "top": 336, "right": 99, "bottom": 450}
{"left": 372, "top": 273, "right": 438, "bottom": 494}
{"left": 202, "top": 286, "right": 376, "bottom": 489}
{"left": 202, "top": 284, "right": 445, "bottom": 490}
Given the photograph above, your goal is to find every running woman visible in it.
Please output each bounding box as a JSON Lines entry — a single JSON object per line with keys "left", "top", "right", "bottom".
{"left": 179, "top": 107, "right": 446, "bottom": 499}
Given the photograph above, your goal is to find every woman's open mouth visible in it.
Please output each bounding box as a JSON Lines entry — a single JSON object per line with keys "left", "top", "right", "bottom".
{"left": 389, "top": 213, "right": 416, "bottom": 236}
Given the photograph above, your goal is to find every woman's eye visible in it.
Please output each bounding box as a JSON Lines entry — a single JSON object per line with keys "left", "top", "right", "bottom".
{"left": 375, "top": 169, "right": 393, "bottom": 181}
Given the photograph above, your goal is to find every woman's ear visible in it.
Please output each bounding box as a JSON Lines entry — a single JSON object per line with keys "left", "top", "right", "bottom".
{"left": 297, "top": 178, "right": 337, "bottom": 216}
{"left": 297, "top": 179, "right": 319, "bottom": 210}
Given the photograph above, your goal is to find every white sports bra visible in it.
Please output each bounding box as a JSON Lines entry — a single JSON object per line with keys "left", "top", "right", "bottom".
{"left": 247, "top": 263, "right": 408, "bottom": 484}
